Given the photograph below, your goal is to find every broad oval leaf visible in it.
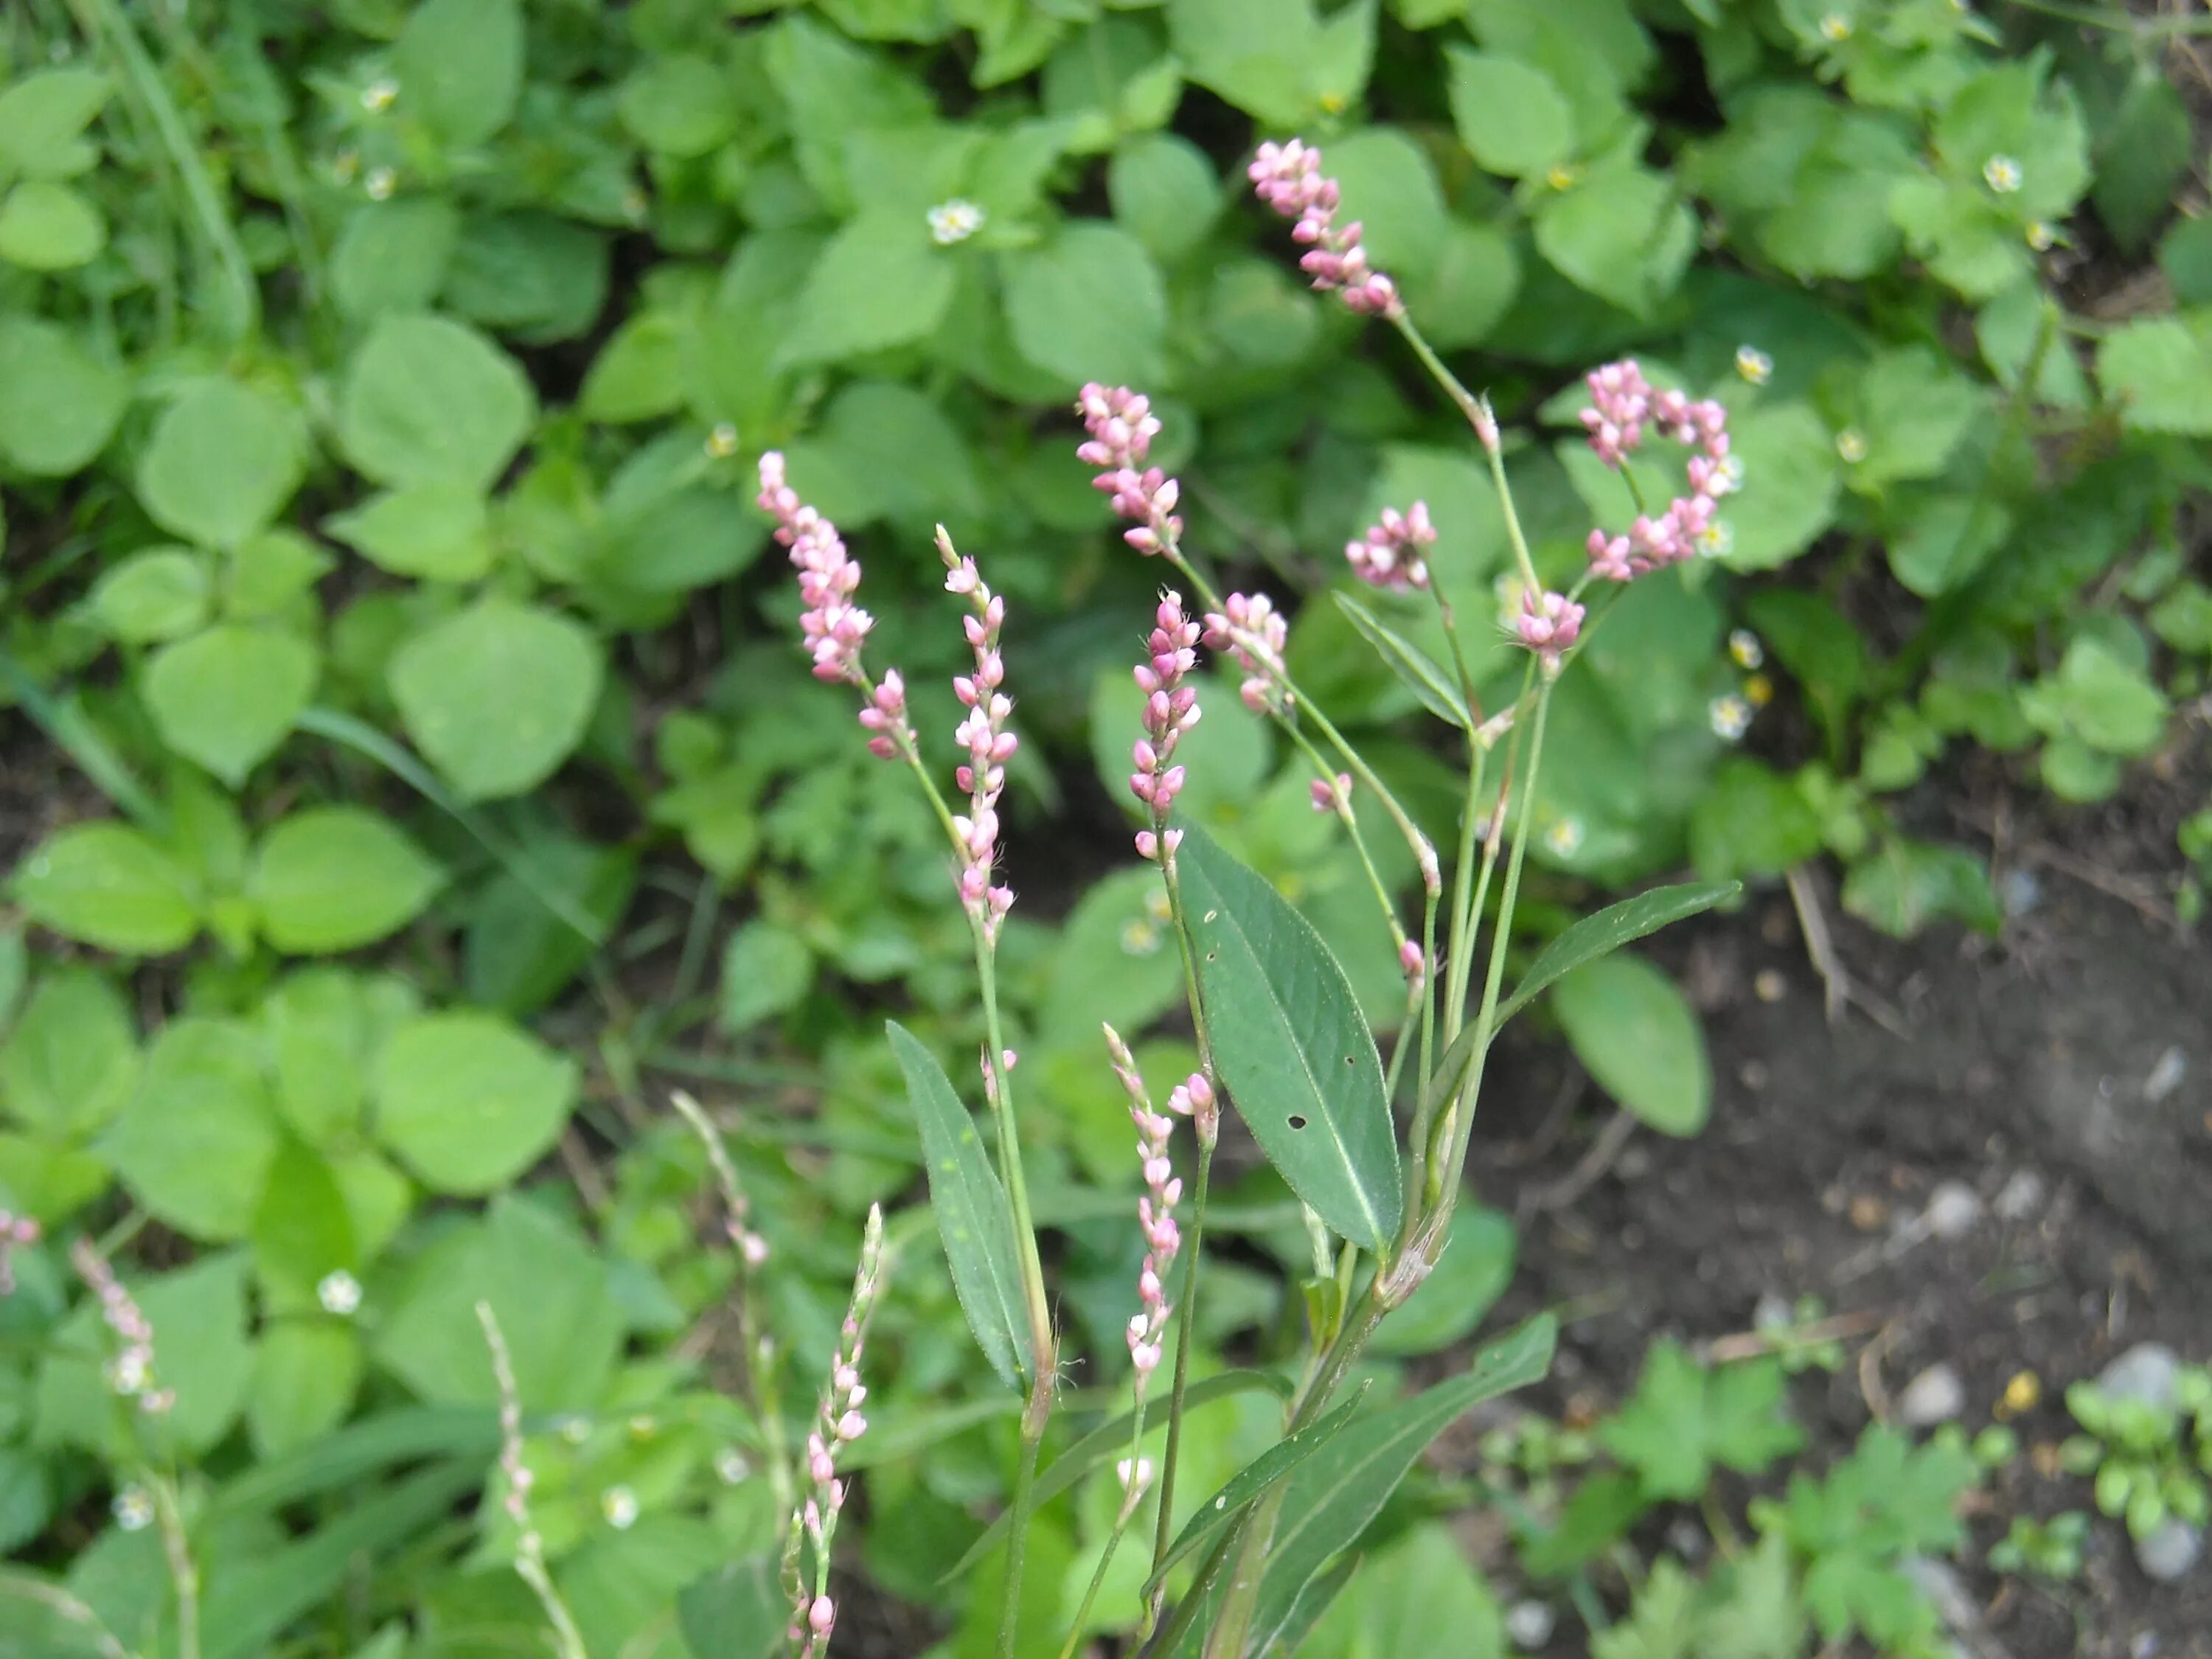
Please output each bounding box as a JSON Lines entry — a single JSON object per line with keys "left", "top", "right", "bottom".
{"left": 886, "top": 1020, "right": 1028, "bottom": 1394}
{"left": 1332, "top": 593, "right": 1470, "bottom": 730}
{"left": 1496, "top": 880, "right": 1738, "bottom": 1026}
{"left": 1144, "top": 1390, "right": 1370, "bottom": 1600}
{"left": 1179, "top": 827, "right": 1401, "bottom": 1253}
{"left": 1250, "top": 1315, "right": 1557, "bottom": 1633}
{"left": 1551, "top": 954, "right": 1711, "bottom": 1137}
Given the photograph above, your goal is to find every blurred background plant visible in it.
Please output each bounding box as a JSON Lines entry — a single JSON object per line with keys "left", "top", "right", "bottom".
{"left": 0, "top": 0, "right": 2206, "bottom": 1654}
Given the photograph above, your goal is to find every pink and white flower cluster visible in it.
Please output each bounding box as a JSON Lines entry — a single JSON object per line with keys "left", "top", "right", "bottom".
{"left": 72, "top": 1239, "right": 172, "bottom": 1414}
{"left": 1346, "top": 502, "right": 1436, "bottom": 591}
{"left": 1514, "top": 588, "right": 1585, "bottom": 670}
{"left": 1579, "top": 361, "right": 1735, "bottom": 582}
{"left": 794, "top": 1206, "right": 886, "bottom": 1659}
{"left": 944, "top": 542, "right": 1018, "bottom": 937}
{"left": 1105, "top": 1029, "right": 1202, "bottom": 1400}
{"left": 1079, "top": 383, "right": 1181, "bottom": 556}
{"left": 1131, "top": 591, "right": 1203, "bottom": 863}
{"left": 1249, "top": 139, "right": 1399, "bottom": 316}
{"left": 1203, "top": 592, "right": 1292, "bottom": 715}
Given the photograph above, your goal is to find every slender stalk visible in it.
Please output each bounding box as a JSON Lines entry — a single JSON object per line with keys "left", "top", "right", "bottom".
{"left": 152, "top": 1476, "right": 199, "bottom": 1659}
{"left": 997, "top": 1388, "right": 1049, "bottom": 1659}
{"left": 1285, "top": 722, "right": 1409, "bottom": 961}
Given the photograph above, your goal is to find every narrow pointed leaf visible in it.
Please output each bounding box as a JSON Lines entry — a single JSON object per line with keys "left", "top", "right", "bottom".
{"left": 1143, "top": 1390, "right": 1368, "bottom": 1599}
{"left": 1333, "top": 593, "right": 1470, "bottom": 730}
{"left": 887, "top": 1020, "right": 1027, "bottom": 1394}
{"left": 1252, "top": 1554, "right": 1362, "bottom": 1658}
{"left": 939, "top": 1369, "right": 1293, "bottom": 1585}
{"left": 1179, "top": 827, "right": 1402, "bottom": 1252}
{"left": 1250, "top": 1315, "right": 1557, "bottom": 1632}
{"left": 1496, "top": 881, "right": 1738, "bottom": 1026}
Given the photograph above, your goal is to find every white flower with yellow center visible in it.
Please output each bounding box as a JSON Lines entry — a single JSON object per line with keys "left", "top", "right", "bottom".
{"left": 1544, "top": 817, "right": 1585, "bottom": 858}
{"left": 1835, "top": 428, "right": 1868, "bottom": 464}
{"left": 365, "top": 166, "right": 397, "bottom": 202}
{"left": 1710, "top": 695, "right": 1753, "bottom": 742}
{"left": 1735, "top": 345, "right": 1774, "bottom": 386}
{"left": 927, "top": 199, "right": 986, "bottom": 246}
{"left": 317, "top": 1270, "right": 362, "bottom": 1316}
{"left": 1728, "top": 629, "right": 1764, "bottom": 671}
{"left": 602, "top": 1486, "right": 639, "bottom": 1530}
{"left": 361, "top": 78, "right": 397, "bottom": 114}
{"left": 1819, "top": 12, "right": 1853, "bottom": 40}
{"left": 1698, "top": 519, "right": 1735, "bottom": 558}
{"left": 114, "top": 1486, "right": 154, "bottom": 1532}
{"left": 1983, "top": 155, "right": 2023, "bottom": 195}
{"left": 706, "top": 422, "right": 739, "bottom": 459}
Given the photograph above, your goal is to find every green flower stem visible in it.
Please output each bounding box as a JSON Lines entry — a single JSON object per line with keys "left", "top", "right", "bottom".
{"left": 1387, "top": 311, "right": 1491, "bottom": 452}
{"left": 151, "top": 1473, "right": 200, "bottom": 1659}
{"left": 998, "top": 1386, "right": 1050, "bottom": 1659}
{"left": 1147, "top": 841, "right": 1217, "bottom": 1603}
{"left": 1435, "top": 684, "right": 1554, "bottom": 1198}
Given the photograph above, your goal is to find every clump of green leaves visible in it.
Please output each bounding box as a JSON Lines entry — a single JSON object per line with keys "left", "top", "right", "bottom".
{"left": 2062, "top": 1363, "right": 2212, "bottom": 1540}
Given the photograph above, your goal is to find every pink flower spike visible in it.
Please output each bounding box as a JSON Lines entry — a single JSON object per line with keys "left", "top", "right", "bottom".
{"left": 1079, "top": 386, "right": 1183, "bottom": 556}
{"left": 938, "top": 529, "right": 1019, "bottom": 937}
{"left": 1577, "top": 358, "right": 1736, "bottom": 587}
{"left": 1203, "top": 592, "right": 1292, "bottom": 717}
{"left": 1102, "top": 1026, "right": 1186, "bottom": 1406}
{"left": 1251, "top": 139, "right": 1402, "bottom": 319}
{"left": 1514, "top": 588, "right": 1585, "bottom": 669}
{"left": 1130, "top": 591, "right": 1203, "bottom": 859}
{"left": 1346, "top": 501, "right": 1436, "bottom": 592}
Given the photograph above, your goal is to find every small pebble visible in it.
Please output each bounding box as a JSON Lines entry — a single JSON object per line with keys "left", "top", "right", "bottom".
{"left": 1899, "top": 1363, "right": 1966, "bottom": 1427}
{"left": 1923, "top": 1180, "right": 1983, "bottom": 1241}
{"left": 2135, "top": 1518, "right": 2203, "bottom": 1583}
{"left": 1753, "top": 1290, "right": 1794, "bottom": 1332}
{"left": 1901, "top": 1557, "right": 1979, "bottom": 1632}
{"left": 2134, "top": 1632, "right": 2161, "bottom": 1659}
{"left": 1664, "top": 1516, "right": 1708, "bottom": 1561}
{"left": 2099, "top": 1343, "right": 2182, "bottom": 1413}
{"left": 2145, "top": 1046, "right": 2188, "bottom": 1104}
{"left": 1849, "top": 1193, "right": 1889, "bottom": 1231}
{"left": 1993, "top": 1169, "right": 2045, "bottom": 1222}
{"left": 1505, "top": 1600, "right": 1557, "bottom": 1651}
{"left": 2000, "top": 868, "right": 2042, "bottom": 917}
{"left": 1753, "top": 968, "right": 1787, "bottom": 1002}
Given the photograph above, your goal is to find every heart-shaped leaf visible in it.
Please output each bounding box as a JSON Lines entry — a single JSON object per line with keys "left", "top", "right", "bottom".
{"left": 1179, "top": 827, "right": 1400, "bottom": 1253}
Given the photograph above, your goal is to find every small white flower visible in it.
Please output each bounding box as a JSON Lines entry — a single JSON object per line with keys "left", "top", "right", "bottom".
{"left": 1712, "top": 453, "right": 1747, "bottom": 497}
{"left": 560, "top": 1415, "right": 592, "bottom": 1445}
{"left": 365, "top": 166, "right": 397, "bottom": 202}
{"left": 1697, "top": 519, "right": 1735, "bottom": 558}
{"left": 107, "top": 1352, "right": 149, "bottom": 1397}
{"left": 1544, "top": 818, "right": 1585, "bottom": 858}
{"left": 316, "top": 1270, "right": 362, "bottom": 1316}
{"left": 714, "top": 1446, "right": 751, "bottom": 1485}
{"left": 1835, "top": 428, "right": 1868, "bottom": 464}
{"left": 1728, "top": 629, "right": 1765, "bottom": 671}
{"left": 1735, "top": 345, "right": 1774, "bottom": 386}
{"left": 1120, "top": 918, "right": 1162, "bottom": 956}
{"left": 926, "top": 198, "right": 986, "bottom": 246}
{"left": 1710, "top": 695, "right": 1753, "bottom": 742}
{"left": 113, "top": 1486, "right": 153, "bottom": 1532}
{"left": 1983, "top": 155, "right": 2023, "bottom": 195}
{"left": 1116, "top": 1456, "right": 1155, "bottom": 1494}
{"left": 601, "top": 1486, "right": 639, "bottom": 1530}
{"left": 2025, "top": 220, "right": 2055, "bottom": 251}
{"left": 361, "top": 78, "right": 397, "bottom": 114}
{"left": 705, "top": 422, "right": 739, "bottom": 459}
{"left": 1818, "top": 11, "right": 1853, "bottom": 40}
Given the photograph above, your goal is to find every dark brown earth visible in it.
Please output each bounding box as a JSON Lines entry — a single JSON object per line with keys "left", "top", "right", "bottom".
{"left": 1468, "top": 758, "right": 2212, "bottom": 1658}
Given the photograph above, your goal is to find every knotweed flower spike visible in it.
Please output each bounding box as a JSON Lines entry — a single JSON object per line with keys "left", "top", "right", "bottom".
{"left": 1103, "top": 1028, "right": 1184, "bottom": 1402}
{"left": 72, "top": 1239, "right": 172, "bottom": 1414}
{"left": 0, "top": 1208, "right": 37, "bottom": 1295}
{"left": 792, "top": 1204, "right": 886, "bottom": 1659}
{"left": 1248, "top": 139, "right": 1400, "bottom": 316}
{"left": 1132, "top": 591, "right": 1203, "bottom": 862}
{"left": 1578, "top": 360, "right": 1735, "bottom": 583}
{"left": 1078, "top": 383, "right": 1181, "bottom": 555}
{"left": 942, "top": 531, "right": 1018, "bottom": 936}
{"left": 1203, "top": 593, "right": 1292, "bottom": 715}
{"left": 1346, "top": 501, "right": 1436, "bottom": 591}
{"left": 1516, "top": 588, "right": 1586, "bottom": 672}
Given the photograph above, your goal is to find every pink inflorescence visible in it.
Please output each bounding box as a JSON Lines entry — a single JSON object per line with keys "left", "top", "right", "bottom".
{"left": 1131, "top": 591, "right": 1203, "bottom": 863}
{"left": 794, "top": 1206, "right": 886, "bottom": 1659}
{"left": 1104, "top": 1028, "right": 1193, "bottom": 1402}
{"left": 1578, "top": 361, "right": 1735, "bottom": 582}
{"left": 1203, "top": 592, "right": 1292, "bottom": 715}
{"left": 0, "top": 1209, "right": 38, "bottom": 1295}
{"left": 1079, "top": 384, "right": 1181, "bottom": 556}
{"left": 942, "top": 540, "right": 1018, "bottom": 937}
{"left": 1346, "top": 502, "right": 1436, "bottom": 592}
{"left": 1249, "top": 139, "right": 1399, "bottom": 316}
{"left": 1515, "top": 588, "right": 1586, "bottom": 669}
{"left": 71, "top": 1239, "right": 173, "bottom": 1415}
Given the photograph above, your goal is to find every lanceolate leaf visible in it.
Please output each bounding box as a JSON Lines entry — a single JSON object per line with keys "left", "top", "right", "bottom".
{"left": 1495, "top": 880, "right": 1738, "bottom": 1026}
{"left": 1144, "top": 1390, "right": 1369, "bottom": 1599}
{"left": 940, "top": 1370, "right": 1293, "bottom": 1585}
{"left": 886, "top": 1020, "right": 1028, "bottom": 1394}
{"left": 1179, "top": 828, "right": 1401, "bottom": 1253}
{"left": 1250, "top": 1315, "right": 1557, "bottom": 1632}
{"left": 1332, "top": 594, "right": 1470, "bottom": 730}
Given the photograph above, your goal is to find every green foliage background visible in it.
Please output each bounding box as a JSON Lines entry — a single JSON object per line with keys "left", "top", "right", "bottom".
{"left": 0, "top": 0, "right": 2206, "bottom": 1653}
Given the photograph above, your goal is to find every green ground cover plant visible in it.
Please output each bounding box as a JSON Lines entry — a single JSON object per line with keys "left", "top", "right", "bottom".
{"left": 0, "top": 0, "right": 2206, "bottom": 1654}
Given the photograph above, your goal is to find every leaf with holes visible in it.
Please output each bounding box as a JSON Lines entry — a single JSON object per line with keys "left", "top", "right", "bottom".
{"left": 1333, "top": 593, "right": 1469, "bottom": 730}
{"left": 1179, "top": 826, "right": 1400, "bottom": 1252}
{"left": 887, "top": 1020, "right": 1029, "bottom": 1394}
{"left": 1497, "top": 881, "right": 1738, "bottom": 1026}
